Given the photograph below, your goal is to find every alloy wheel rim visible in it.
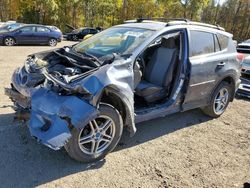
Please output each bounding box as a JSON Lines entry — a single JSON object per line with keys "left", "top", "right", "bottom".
{"left": 49, "top": 39, "right": 56, "bottom": 46}
{"left": 213, "top": 88, "right": 229, "bottom": 115}
{"left": 78, "top": 115, "right": 115, "bottom": 156}
{"left": 73, "top": 35, "right": 78, "bottom": 40}
{"left": 5, "top": 38, "right": 14, "bottom": 46}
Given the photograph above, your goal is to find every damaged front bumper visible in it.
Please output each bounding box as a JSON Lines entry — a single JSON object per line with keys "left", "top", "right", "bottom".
{"left": 30, "top": 88, "right": 98, "bottom": 150}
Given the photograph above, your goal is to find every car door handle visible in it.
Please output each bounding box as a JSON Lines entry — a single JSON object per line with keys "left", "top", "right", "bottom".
{"left": 217, "top": 62, "right": 226, "bottom": 67}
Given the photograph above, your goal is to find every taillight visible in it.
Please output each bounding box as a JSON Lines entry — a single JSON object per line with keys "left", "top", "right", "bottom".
{"left": 236, "top": 53, "right": 244, "bottom": 63}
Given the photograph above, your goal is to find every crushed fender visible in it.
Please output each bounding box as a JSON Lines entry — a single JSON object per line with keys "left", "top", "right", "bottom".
{"left": 30, "top": 88, "right": 98, "bottom": 150}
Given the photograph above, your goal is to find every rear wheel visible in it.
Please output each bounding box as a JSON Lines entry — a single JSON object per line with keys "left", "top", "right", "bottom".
{"left": 4, "top": 37, "right": 15, "bottom": 46}
{"left": 48, "top": 38, "right": 57, "bottom": 46}
{"left": 202, "top": 81, "right": 232, "bottom": 118}
{"left": 65, "top": 104, "right": 123, "bottom": 163}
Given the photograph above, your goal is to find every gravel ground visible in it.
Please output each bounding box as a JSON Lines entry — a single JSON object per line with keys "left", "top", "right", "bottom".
{"left": 0, "top": 41, "right": 249, "bottom": 188}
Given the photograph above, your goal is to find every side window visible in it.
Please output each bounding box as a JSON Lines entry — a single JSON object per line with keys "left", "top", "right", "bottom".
{"left": 90, "top": 29, "right": 97, "bottom": 34}
{"left": 214, "top": 34, "right": 221, "bottom": 52}
{"left": 37, "top": 27, "right": 50, "bottom": 33}
{"left": 189, "top": 30, "right": 214, "bottom": 57}
{"left": 217, "top": 34, "right": 229, "bottom": 50}
{"left": 20, "top": 27, "right": 35, "bottom": 33}
{"left": 82, "top": 29, "right": 89, "bottom": 34}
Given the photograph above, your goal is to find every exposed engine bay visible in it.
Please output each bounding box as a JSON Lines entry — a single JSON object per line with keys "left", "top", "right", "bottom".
{"left": 18, "top": 47, "right": 118, "bottom": 97}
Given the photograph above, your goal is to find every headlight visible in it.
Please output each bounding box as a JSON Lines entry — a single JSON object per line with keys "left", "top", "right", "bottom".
{"left": 24, "top": 57, "right": 33, "bottom": 73}
{"left": 24, "top": 56, "right": 48, "bottom": 73}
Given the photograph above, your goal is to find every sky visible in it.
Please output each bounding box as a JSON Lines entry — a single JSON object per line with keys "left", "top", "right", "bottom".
{"left": 181, "top": 0, "right": 227, "bottom": 6}
{"left": 215, "top": 0, "right": 227, "bottom": 5}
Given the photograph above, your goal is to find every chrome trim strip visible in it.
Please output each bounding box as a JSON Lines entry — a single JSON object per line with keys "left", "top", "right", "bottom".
{"left": 190, "top": 80, "right": 215, "bottom": 87}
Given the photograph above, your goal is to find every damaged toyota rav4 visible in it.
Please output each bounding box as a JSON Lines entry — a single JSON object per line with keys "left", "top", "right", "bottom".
{"left": 5, "top": 19, "right": 241, "bottom": 163}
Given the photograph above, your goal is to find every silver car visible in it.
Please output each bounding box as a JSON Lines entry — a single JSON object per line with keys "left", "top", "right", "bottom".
{"left": 5, "top": 19, "right": 241, "bottom": 163}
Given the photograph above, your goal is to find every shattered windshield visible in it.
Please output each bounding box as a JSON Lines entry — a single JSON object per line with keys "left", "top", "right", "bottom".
{"left": 72, "top": 27, "right": 154, "bottom": 58}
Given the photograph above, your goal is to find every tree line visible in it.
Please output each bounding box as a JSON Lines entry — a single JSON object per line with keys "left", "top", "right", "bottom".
{"left": 0, "top": 0, "right": 249, "bottom": 41}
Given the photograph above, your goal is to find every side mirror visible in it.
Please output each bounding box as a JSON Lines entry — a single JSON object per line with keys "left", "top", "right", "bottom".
{"left": 17, "top": 30, "right": 22, "bottom": 33}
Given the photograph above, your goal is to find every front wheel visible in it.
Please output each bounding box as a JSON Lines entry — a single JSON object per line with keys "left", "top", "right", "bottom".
{"left": 65, "top": 104, "right": 123, "bottom": 163}
{"left": 201, "top": 81, "right": 232, "bottom": 118}
{"left": 48, "top": 38, "right": 57, "bottom": 46}
{"left": 4, "top": 37, "right": 15, "bottom": 46}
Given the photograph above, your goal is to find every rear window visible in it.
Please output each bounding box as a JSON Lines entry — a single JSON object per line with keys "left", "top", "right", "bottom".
{"left": 37, "top": 27, "right": 50, "bottom": 33}
{"left": 217, "top": 34, "right": 229, "bottom": 50}
{"left": 189, "top": 31, "right": 214, "bottom": 56}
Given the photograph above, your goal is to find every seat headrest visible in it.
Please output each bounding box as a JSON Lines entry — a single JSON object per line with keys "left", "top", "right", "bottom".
{"left": 161, "top": 37, "right": 176, "bottom": 49}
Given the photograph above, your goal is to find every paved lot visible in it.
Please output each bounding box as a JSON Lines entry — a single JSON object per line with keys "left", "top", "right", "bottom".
{"left": 0, "top": 41, "right": 249, "bottom": 188}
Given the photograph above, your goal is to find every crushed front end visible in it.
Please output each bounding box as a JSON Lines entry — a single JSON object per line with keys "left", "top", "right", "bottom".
{"left": 5, "top": 46, "right": 135, "bottom": 150}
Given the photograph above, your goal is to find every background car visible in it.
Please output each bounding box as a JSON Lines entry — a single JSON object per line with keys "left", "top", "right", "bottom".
{"left": 0, "top": 24, "right": 62, "bottom": 46}
{"left": 0, "top": 22, "right": 5, "bottom": 27}
{"left": 64, "top": 27, "right": 98, "bottom": 41}
{"left": 237, "top": 39, "right": 250, "bottom": 76}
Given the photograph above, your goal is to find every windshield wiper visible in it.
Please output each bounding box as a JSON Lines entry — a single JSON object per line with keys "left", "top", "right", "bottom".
{"left": 70, "top": 48, "right": 101, "bottom": 66}
{"left": 63, "top": 47, "right": 101, "bottom": 67}
{"left": 82, "top": 51, "right": 101, "bottom": 64}
{"left": 53, "top": 50, "right": 96, "bottom": 70}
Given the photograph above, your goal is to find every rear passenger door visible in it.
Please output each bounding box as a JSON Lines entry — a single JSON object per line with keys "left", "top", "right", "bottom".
{"left": 183, "top": 30, "right": 229, "bottom": 110}
{"left": 34, "top": 26, "right": 51, "bottom": 44}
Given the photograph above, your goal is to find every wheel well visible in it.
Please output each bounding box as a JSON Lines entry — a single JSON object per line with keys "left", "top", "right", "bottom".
{"left": 221, "top": 76, "right": 236, "bottom": 101}
{"left": 4, "top": 36, "right": 16, "bottom": 42}
{"left": 99, "top": 90, "right": 127, "bottom": 126}
{"left": 49, "top": 37, "right": 57, "bottom": 40}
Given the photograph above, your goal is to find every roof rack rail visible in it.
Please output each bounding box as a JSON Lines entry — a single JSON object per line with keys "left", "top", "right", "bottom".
{"left": 124, "top": 18, "right": 225, "bottom": 31}
{"left": 124, "top": 18, "right": 189, "bottom": 23}
{"left": 167, "top": 20, "right": 225, "bottom": 31}
{"left": 135, "top": 17, "right": 189, "bottom": 23}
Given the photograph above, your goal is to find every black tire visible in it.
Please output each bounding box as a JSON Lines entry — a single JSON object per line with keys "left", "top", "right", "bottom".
{"left": 65, "top": 104, "right": 123, "bottom": 163}
{"left": 4, "top": 37, "right": 15, "bottom": 46}
{"left": 48, "top": 38, "right": 57, "bottom": 46}
{"left": 201, "top": 81, "right": 233, "bottom": 118}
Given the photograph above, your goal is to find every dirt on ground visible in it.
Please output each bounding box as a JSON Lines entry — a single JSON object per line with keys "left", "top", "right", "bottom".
{"left": 0, "top": 42, "right": 249, "bottom": 188}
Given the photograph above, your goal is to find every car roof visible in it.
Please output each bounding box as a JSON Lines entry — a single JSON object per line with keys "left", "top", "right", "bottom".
{"left": 10, "top": 24, "right": 52, "bottom": 32}
{"left": 21, "top": 24, "right": 49, "bottom": 27}
{"left": 116, "top": 19, "right": 232, "bottom": 37}
{"left": 115, "top": 21, "right": 166, "bottom": 31}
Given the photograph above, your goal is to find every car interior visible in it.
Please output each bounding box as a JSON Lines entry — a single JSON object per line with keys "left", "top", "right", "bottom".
{"left": 134, "top": 32, "right": 182, "bottom": 109}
